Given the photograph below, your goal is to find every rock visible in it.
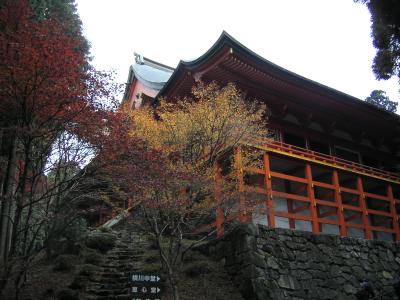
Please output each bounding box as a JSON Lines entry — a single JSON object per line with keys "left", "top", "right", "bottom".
{"left": 278, "top": 275, "right": 298, "bottom": 290}
{"left": 85, "top": 232, "right": 116, "bottom": 253}
{"left": 343, "top": 284, "right": 357, "bottom": 294}
{"left": 266, "top": 256, "right": 279, "bottom": 270}
{"left": 382, "top": 271, "right": 393, "bottom": 279}
{"left": 239, "top": 223, "right": 259, "bottom": 236}
{"left": 387, "top": 249, "right": 395, "bottom": 261}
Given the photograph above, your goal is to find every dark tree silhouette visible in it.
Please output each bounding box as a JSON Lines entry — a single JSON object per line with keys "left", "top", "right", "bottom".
{"left": 354, "top": 0, "right": 400, "bottom": 81}
{"left": 365, "top": 90, "right": 398, "bottom": 113}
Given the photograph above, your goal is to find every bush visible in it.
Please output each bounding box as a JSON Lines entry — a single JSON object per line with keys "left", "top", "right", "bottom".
{"left": 183, "top": 261, "right": 213, "bottom": 277}
{"left": 85, "top": 232, "right": 116, "bottom": 252}
{"left": 56, "top": 288, "right": 79, "bottom": 300}
{"left": 53, "top": 254, "right": 78, "bottom": 271}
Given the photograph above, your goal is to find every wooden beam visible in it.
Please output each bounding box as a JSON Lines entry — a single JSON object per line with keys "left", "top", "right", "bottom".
{"left": 387, "top": 184, "right": 400, "bottom": 241}
{"left": 357, "top": 177, "right": 372, "bottom": 239}
{"left": 235, "top": 147, "right": 248, "bottom": 222}
{"left": 305, "top": 163, "right": 320, "bottom": 234}
{"left": 263, "top": 152, "right": 275, "bottom": 227}
{"left": 333, "top": 170, "right": 346, "bottom": 237}
{"left": 285, "top": 180, "right": 295, "bottom": 229}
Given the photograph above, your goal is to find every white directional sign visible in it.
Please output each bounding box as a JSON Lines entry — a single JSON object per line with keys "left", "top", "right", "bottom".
{"left": 130, "top": 273, "right": 161, "bottom": 300}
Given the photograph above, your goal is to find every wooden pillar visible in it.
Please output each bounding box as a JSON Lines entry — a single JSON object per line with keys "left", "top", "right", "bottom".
{"left": 305, "top": 163, "right": 319, "bottom": 234}
{"left": 287, "top": 200, "right": 296, "bottom": 229}
{"left": 387, "top": 184, "right": 400, "bottom": 241}
{"left": 263, "top": 152, "right": 275, "bottom": 228}
{"left": 332, "top": 170, "right": 346, "bottom": 237}
{"left": 357, "top": 177, "right": 372, "bottom": 239}
{"left": 285, "top": 180, "right": 295, "bottom": 229}
{"left": 214, "top": 162, "right": 224, "bottom": 237}
{"left": 235, "top": 147, "right": 247, "bottom": 223}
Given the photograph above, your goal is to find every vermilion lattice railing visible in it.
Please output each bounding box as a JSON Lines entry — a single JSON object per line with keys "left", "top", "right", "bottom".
{"left": 214, "top": 138, "right": 400, "bottom": 241}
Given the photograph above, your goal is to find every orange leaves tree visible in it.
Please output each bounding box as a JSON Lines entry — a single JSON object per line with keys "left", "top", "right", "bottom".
{"left": 127, "top": 82, "right": 267, "bottom": 300}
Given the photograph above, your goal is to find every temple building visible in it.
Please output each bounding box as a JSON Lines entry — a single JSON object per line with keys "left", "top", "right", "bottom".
{"left": 123, "top": 32, "right": 400, "bottom": 241}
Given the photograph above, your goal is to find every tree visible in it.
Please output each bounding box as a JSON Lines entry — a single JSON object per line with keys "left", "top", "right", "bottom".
{"left": 354, "top": 0, "right": 400, "bottom": 81}
{"left": 0, "top": 0, "right": 118, "bottom": 296}
{"left": 28, "top": 0, "right": 90, "bottom": 57}
{"left": 365, "top": 89, "right": 398, "bottom": 113}
{"left": 124, "top": 82, "right": 268, "bottom": 300}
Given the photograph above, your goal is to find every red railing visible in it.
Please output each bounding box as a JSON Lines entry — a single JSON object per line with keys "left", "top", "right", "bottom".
{"left": 213, "top": 139, "right": 400, "bottom": 241}
{"left": 243, "top": 137, "right": 400, "bottom": 184}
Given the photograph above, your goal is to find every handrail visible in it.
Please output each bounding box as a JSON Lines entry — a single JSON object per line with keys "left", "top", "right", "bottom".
{"left": 242, "top": 136, "right": 400, "bottom": 184}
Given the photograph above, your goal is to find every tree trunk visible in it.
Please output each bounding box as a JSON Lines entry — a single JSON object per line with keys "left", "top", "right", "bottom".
{"left": 0, "top": 135, "right": 17, "bottom": 264}
{"left": 157, "top": 235, "right": 180, "bottom": 300}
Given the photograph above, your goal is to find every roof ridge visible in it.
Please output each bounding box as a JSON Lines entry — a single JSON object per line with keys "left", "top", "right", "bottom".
{"left": 134, "top": 53, "right": 175, "bottom": 72}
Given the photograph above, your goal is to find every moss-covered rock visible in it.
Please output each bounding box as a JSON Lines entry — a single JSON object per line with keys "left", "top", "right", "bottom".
{"left": 85, "top": 232, "right": 116, "bottom": 252}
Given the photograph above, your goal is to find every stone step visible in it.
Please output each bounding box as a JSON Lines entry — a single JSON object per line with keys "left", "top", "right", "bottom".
{"left": 86, "top": 291, "right": 130, "bottom": 298}
{"left": 82, "top": 227, "right": 148, "bottom": 300}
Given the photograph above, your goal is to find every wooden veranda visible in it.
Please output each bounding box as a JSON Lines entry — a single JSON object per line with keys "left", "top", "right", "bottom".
{"left": 214, "top": 138, "right": 400, "bottom": 241}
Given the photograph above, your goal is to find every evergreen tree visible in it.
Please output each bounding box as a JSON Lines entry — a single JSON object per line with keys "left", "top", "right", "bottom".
{"left": 355, "top": 0, "right": 400, "bottom": 81}
{"left": 365, "top": 90, "right": 398, "bottom": 113}
{"left": 29, "top": 0, "right": 90, "bottom": 56}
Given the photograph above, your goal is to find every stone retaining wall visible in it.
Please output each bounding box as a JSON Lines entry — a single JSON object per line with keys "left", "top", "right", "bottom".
{"left": 204, "top": 224, "right": 400, "bottom": 299}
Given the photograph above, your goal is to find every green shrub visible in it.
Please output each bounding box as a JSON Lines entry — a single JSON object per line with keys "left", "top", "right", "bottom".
{"left": 85, "top": 232, "right": 116, "bottom": 252}
{"left": 53, "top": 254, "right": 78, "bottom": 271}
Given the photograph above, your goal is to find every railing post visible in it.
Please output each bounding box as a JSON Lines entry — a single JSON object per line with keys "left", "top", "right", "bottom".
{"left": 285, "top": 180, "right": 295, "bottom": 229}
{"left": 357, "top": 177, "right": 372, "bottom": 239}
{"left": 387, "top": 184, "right": 400, "bottom": 241}
{"left": 305, "top": 163, "right": 319, "bottom": 234}
{"left": 332, "top": 170, "right": 346, "bottom": 237}
{"left": 235, "top": 147, "right": 248, "bottom": 223}
{"left": 263, "top": 152, "right": 275, "bottom": 228}
{"left": 214, "top": 162, "right": 224, "bottom": 237}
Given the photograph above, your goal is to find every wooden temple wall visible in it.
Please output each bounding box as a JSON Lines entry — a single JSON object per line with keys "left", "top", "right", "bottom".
{"left": 215, "top": 143, "right": 400, "bottom": 241}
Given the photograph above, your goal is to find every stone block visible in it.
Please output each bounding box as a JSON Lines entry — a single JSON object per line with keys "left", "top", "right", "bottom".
{"left": 343, "top": 284, "right": 357, "bottom": 294}
{"left": 237, "top": 223, "right": 259, "bottom": 237}
{"left": 266, "top": 256, "right": 279, "bottom": 270}
{"left": 241, "top": 264, "right": 265, "bottom": 279}
{"left": 277, "top": 275, "right": 299, "bottom": 290}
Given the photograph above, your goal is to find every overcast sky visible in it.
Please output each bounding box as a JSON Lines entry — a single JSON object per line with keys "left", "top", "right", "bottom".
{"left": 76, "top": 0, "right": 399, "bottom": 108}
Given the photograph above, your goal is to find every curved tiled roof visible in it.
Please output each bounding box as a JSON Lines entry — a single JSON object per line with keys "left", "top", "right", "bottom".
{"left": 123, "top": 54, "right": 174, "bottom": 101}
{"left": 158, "top": 31, "right": 400, "bottom": 122}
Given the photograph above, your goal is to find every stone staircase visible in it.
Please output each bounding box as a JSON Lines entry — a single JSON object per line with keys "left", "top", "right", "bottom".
{"left": 84, "top": 226, "right": 147, "bottom": 299}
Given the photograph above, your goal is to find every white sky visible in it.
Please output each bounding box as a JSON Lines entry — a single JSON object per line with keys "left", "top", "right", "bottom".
{"left": 76, "top": 0, "right": 400, "bottom": 109}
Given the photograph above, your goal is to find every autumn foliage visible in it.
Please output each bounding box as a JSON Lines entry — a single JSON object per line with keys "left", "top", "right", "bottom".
{"left": 130, "top": 82, "right": 267, "bottom": 174}
{"left": 0, "top": 0, "right": 123, "bottom": 296}
{"left": 122, "top": 82, "right": 267, "bottom": 300}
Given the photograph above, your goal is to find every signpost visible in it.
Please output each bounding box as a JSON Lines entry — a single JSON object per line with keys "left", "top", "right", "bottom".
{"left": 130, "top": 273, "right": 161, "bottom": 300}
